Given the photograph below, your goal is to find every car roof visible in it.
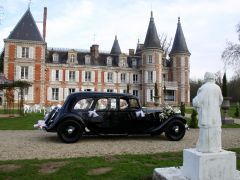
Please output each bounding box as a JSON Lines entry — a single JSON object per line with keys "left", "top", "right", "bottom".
{"left": 68, "top": 91, "right": 138, "bottom": 99}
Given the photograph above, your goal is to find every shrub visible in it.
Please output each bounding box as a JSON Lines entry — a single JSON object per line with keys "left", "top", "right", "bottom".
{"left": 189, "top": 109, "right": 198, "bottom": 128}
{"left": 234, "top": 103, "right": 239, "bottom": 117}
{"left": 180, "top": 102, "right": 185, "bottom": 116}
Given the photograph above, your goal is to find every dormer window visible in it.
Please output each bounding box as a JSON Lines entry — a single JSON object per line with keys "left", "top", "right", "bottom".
{"left": 85, "top": 55, "right": 91, "bottom": 65}
{"left": 70, "top": 54, "right": 75, "bottom": 63}
{"left": 119, "top": 58, "right": 128, "bottom": 67}
{"left": 107, "top": 56, "right": 112, "bottom": 66}
{"left": 132, "top": 58, "right": 137, "bottom": 67}
{"left": 52, "top": 53, "right": 59, "bottom": 63}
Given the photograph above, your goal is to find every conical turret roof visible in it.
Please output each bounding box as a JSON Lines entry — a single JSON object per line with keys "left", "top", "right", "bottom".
{"left": 110, "top": 35, "right": 122, "bottom": 55}
{"left": 143, "top": 11, "right": 161, "bottom": 49}
{"left": 7, "top": 8, "right": 43, "bottom": 41}
{"left": 170, "top": 17, "right": 190, "bottom": 55}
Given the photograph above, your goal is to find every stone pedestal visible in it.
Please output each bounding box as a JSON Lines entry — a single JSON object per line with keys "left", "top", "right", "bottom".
{"left": 153, "top": 148, "right": 240, "bottom": 180}
{"left": 182, "top": 149, "right": 237, "bottom": 180}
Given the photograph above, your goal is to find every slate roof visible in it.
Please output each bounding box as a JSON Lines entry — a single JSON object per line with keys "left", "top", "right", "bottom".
{"left": 110, "top": 36, "right": 122, "bottom": 55}
{"left": 46, "top": 48, "right": 141, "bottom": 68}
{"left": 170, "top": 17, "right": 190, "bottom": 55}
{"left": 7, "top": 8, "right": 43, "bottom": 42}
{"left": 143, "top": 11, "right": 162, "bottom": 49}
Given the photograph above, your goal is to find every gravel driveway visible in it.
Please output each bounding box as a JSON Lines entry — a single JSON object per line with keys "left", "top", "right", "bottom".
{"left": 0, "top": 129, "right": 239, "bottom": 160}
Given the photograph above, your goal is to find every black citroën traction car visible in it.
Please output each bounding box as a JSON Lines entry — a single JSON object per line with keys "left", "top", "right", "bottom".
{"left": 34, "top": 92, "right": 187, "bottom": 143}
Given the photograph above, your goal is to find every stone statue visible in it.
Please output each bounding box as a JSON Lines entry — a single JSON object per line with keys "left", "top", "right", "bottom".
{"left": 192, "top": 72, "right": 223, "bottom": 153}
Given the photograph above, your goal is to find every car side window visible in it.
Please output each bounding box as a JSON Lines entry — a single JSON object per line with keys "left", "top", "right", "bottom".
{"left": 120, "top": 99, "right": 129, "bottom": 110}
{"left": 74, "top": 98, "right": 94, "bottom": 110}
{"left": 95, "top": 98, "right": 108, "bottom": 110}
{"left": 109, "top": 98, "right": 117, "bottom": 110}
{"left": 129, "top": 98, "right": 140, "bottom": 109}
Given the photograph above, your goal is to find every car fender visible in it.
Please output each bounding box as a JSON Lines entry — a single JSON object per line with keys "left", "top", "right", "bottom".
{"left": 49, "top": 113, "right": 87, "bottom": 132}
{"left": 146, "top": 115, "right": 186, "bottom": 134}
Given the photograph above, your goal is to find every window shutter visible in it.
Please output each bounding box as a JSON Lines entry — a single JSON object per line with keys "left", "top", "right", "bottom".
{"left": 47, "top": 87, "right": 51, "bottom": 100}
{"left": 75, "top": 88, "right": 79, "bottom": 92}
{"left": 145, "top": 71, "right": 148, "bottom": 83}
{"left": 28, "top": 87, "right": 33, "bottom": 100}
{"left": 59, "top": 70, "right": 63, "bottom": 81}
{"left": 91, "top": 71, "right": 95, "bottom": 82}
{"left": 153, "top": 71, "right": 156, "bottom": 83}
{"left": 29, "top": 47, "right": 34, "bottom": 59}
{"left": 17, "top": 46, "right": 22, "bottom": 58}
{"left": 65, "top": 70, "right": 69, "bottom": 81}
{"left": 118, "top": 73, "right": 121, "bottom": 83}
{"left": 75, "top": 71, "right": 79, "bottom": 82}
{"left": 129, "top": 73, "right": 133, "bottom": 84}
{"left": 15, "top": 66, "right": 21, "bottom": 80}
{"left": 113, "top": 72, "right": 117, "bottom": 83}
{"left": 126, "top": 73, "right": 129, "bottom": 83}
{"left": 104, "top": 72, "right": 107, "bottom": 83}
{"left": 59, "top": 88, "right": 63, "bottom": 101}
{"left": 51, "top": 69, "right": 55, "bottom": 81}
{"left": 64, "top": 88, "right": 68, "bottom": 100}
{"left": 29, "top": 66, "right": 34, "bottom": 80}
{"left": 146, "top": 89, "right": 150, "bottom": 102}
{"left": 82, "top": 71, "right": 85, "bottom": 82}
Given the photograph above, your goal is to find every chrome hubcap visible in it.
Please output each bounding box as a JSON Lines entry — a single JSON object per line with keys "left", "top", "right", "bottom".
{"left": 67, "top": 126, "right": 75, "bottom": 134}
{"left": 173, "top": 126, "right": 179, "bottom": 133}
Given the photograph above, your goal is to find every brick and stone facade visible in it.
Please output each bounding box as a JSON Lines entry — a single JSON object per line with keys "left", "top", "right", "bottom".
{"left": 2, "top": 9, "right": 191, "bottom": 106}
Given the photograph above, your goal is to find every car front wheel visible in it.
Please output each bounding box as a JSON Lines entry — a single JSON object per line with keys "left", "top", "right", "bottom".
{"left": 57, "top": 119, "right": 83, "bottom": 143}
{"left": 165, "top": 120, "right": 186, "bottom": 141}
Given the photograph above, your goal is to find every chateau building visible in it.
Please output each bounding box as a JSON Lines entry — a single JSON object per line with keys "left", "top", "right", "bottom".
{"left": 2, "top": 8, "right": 191, "bottom": 106}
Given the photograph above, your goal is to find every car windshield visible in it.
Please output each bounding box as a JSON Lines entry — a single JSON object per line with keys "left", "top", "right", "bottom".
{"left": 73, "top": 98, "right": 94, "bottom": 110}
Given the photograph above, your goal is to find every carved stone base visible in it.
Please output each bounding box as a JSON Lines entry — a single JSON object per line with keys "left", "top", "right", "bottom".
{"left": 153, "top": 148, "right": 240, "bottom": 180}
{"left": 182, "top": 148, "right": 237, "bottom": 180}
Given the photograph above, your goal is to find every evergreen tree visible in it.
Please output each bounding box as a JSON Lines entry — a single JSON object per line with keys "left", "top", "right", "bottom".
{"left": 222, "top": 72, "right": 228, "bottom": 97}
{"left": 189, "top": 109, "right": 198, "bottom": 128}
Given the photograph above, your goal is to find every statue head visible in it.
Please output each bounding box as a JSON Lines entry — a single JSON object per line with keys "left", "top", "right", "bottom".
{"left": 204, "top": 72, "right": 215, "bottom": 83}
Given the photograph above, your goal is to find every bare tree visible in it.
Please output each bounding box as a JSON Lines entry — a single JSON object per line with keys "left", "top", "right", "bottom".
{"left": 222, "top": 23, "right": 240, "bottom": 68}
{"left": 159, "top": 33, "right": 172, "bottom": 57}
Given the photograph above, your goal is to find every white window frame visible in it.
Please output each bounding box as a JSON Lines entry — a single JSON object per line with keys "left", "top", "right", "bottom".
{"left": 133, "top": 74, "right": 138, "bottom": 83}
{"left": 70, "top": 54, "right": 75, "bottom": 63}
{"left": 85, "top": 55, "right": 91, "bottom": 65}
{"left": 21, "top": 66, "right": 29, "bottom": 80}
{"left": 69, "top": 71, "right": 76, "bottom": 82}
{"left": 22, "top": 47, "right": 29, "bottom": 58}
{"left": 148, "top": 55, "right": 152, "bottom": 64}
{"left": 69, "top": 88, "right": 75, "bottom": 94}
{"left": 107, "top": 57, "right": 112, "bottom": 66}
{"left": 53, "top": 54, "right": 59, "bottom": 63}
{"left": 107, "top": 72, "right": 113, "bottom": 83}
{"left": 148, "top": 71, "right": 153, "bottom": 83}
{"left": 133, "top": 90, "right": 139, "bottom": 97}
{"left": 150, "top": 89, "right": 154, "bottom": 102}
{"left": 85, "top": 71, "right": 91, "bottom": 82}
{"left": 107, "top": 89, "right": 113, "bottom": 92}
{"left": 120, "top": 73, "right": 126, "bottom": 83}
{"left": 52, "top": 88, "right": 59, "bottom": 101}
{"left": 132, "top": 59, "right": 137, "bottom": 67}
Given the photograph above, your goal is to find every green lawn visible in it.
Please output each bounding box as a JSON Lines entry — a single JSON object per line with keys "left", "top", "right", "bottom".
{"left": 0, "top": 149, "right": 239, "bottom": 180}
{"left": 0, "top": 113, "right": 44, "bottom": 130}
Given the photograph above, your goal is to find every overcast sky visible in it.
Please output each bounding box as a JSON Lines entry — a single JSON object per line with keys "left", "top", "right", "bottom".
{"left": 0, "top": 0, "right": 239, "bottom": 79}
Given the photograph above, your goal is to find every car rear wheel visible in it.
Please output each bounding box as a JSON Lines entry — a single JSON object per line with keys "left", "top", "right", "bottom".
{"left": 165, "top": 120, "right": 185, "bottom": 141}
{"left": 57, "top": 119, "right": 83, "bottom": 143}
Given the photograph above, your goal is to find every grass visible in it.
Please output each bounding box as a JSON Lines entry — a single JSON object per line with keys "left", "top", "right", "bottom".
{"left": 0, "top": 148, "right": 239, "bottom": 179}
{"left": 0, "top": 113, "right": 44, "bottom": 130}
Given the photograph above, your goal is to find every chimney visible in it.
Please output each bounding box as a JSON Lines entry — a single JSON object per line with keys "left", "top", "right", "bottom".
{"left": 90, "top": 44, "right": 99, "bottom": 58}
{"left": 43, "top": 7, "right": 47, "bottom": 42}
{"left": 129, "top": 49, "right": 135, "bottom": 56}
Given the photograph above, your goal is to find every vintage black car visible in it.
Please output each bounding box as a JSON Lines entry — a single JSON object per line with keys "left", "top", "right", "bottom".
{"left": 34, "top": 92, "right": 187, "bottom": 143}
